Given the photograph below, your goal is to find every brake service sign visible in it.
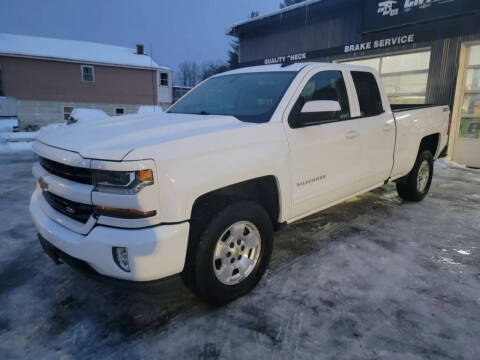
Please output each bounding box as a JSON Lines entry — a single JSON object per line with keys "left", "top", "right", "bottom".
{"left": 344, "top": 34, "right": 415, "bottom": 53}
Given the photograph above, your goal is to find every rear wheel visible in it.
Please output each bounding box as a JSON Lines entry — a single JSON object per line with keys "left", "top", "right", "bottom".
{"left": 183, "top": 201, "right": 273, "bottom": 304}
{"left": 396, "top": 150, "right": 434, "bottom": 202}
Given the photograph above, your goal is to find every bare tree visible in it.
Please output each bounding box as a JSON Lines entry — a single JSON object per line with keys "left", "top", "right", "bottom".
{"left": 201, "top": 61, "right": 229, "bottom": 80}
{"left": 177, "top": 60, "right": 200, "bottom": 87}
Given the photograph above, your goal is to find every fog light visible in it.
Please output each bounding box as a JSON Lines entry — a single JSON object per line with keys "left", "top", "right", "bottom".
{"left": 113, "top": 247, "right": 130, "bottom": 272}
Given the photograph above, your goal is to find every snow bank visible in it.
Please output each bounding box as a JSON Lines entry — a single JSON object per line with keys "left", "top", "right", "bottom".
{"left": 0, "top": 141, "right": 33, "bottom": 153}
{"left": 0, "top": 118, "right": 18, "bottom": 133}
{"left": 0, "top": 109, "right": 113, "bottom": 154}
{"left": 36, "top": 123, "right": 66, "bottom": 138}
{"left": 137, "top": 105, "right": 164, "bottom": 114}
{"left": 69, "top": 108, "right": 109, "bottom": 124}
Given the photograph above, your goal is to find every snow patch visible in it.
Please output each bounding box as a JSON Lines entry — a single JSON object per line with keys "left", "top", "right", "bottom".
{"left": 456, "top": 249, "right": 471, "bottom": 255}
{"left": 439, "top": 257, "right": 462, "bottom": 266}
{"left": 0, "top": 118, "right": 18, "bottom": 133}
{"left": 69, "top": 108, "right": 109, "bottom": 124}
{"left": 0, "top": 33, "right": 167, "bottom": 70}
{"left": 0, "top": 108, "right": 114, "bottom": 153}
{"left": 137, "top": 105, "right": 164, "bottom": 114}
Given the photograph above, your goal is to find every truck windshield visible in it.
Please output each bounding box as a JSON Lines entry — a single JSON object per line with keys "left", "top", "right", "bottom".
{"left": 168, "top": 71, "right": 297, "bottom": 123}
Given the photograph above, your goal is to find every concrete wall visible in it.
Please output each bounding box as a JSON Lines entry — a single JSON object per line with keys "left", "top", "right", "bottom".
{"left": 0, "top": 56, "right": 160, "bottom": 105}
{"left": 17, "top": 100, "right": 140, "bottom": 128}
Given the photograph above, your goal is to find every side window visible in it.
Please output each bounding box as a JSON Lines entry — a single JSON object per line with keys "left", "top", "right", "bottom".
{"left": 63, "top": 106, "right": 74, "bottom": 121}
{"left": 289, "top": 71, "right": 350, "bottom": 126}
{"left": 351, "top": 71, "right": 384, "bottom": 117}
{"left": 81, "top": 65, "right": 94, "bottom": 82}
{"left": 160, "top": 72, "right": 169, "bottom": 86}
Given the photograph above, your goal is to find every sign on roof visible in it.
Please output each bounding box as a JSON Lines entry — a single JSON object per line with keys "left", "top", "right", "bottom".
{"left": 363, "top": 0, "right": 480, "bottom": 32}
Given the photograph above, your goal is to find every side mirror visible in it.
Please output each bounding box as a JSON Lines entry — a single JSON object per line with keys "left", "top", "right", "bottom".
{"left": 291, "top": 100, "right": 341, "bottom": 128}
{"left": 300, "top": 100, "right": 341, "bottom": 114}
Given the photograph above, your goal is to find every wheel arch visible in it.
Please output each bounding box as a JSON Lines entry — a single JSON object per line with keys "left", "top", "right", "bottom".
{"left": 419, "top": 133, "right": 440, "bottom": 158}
{"left": 189, "top": 175, "right": 282, "bottom": 233}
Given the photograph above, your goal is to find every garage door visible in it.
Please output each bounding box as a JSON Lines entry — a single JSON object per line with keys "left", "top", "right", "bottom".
{"left": 340, "top": 50, "right": 431, "bottom": 105}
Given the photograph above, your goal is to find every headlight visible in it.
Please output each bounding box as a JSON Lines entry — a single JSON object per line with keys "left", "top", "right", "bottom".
{"left": 93, "top": 169, "right": 154, "bottom": 194}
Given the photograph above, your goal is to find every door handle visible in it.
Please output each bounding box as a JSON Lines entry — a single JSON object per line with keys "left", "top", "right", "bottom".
{"left": 345, "top": 130, "right": 360, "bottom": 139}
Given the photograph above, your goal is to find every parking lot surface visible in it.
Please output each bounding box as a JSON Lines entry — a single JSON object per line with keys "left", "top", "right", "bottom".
{"left": 1, "top": 151, "right": 479, "bottom": 360}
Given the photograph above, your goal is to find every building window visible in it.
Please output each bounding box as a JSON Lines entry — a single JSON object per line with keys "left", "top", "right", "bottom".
{"left": 115, "top": 107, "right": 125, "bottom": 116}
{"left": 341, "top": 51, "right": 431, "bottom": 105}
{"left": 63, "top": 106, "right": 74, "bottom": 121}
{"left": 81, "top": 65, "right": 94, "bottom": 82}
{"left": 160, "top": 72, "right": 169, "bottom": 86}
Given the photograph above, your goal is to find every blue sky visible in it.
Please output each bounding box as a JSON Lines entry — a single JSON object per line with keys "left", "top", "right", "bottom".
{"left": 0, "top": 0, "right": 280, "bottom": 81}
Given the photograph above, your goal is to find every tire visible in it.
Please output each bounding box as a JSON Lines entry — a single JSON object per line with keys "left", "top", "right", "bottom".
{"left": 396, "top": 150, "right": 434, "bottom": 202}
{"left": 183, "top": 201, "right": 273, "bottom": 304}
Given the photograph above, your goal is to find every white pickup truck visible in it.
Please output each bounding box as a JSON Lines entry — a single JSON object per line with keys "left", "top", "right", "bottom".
{"left": 30, "top": 62, "right": 449, "bottom": 303}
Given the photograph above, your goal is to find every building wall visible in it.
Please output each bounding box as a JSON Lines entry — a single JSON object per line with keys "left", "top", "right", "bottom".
{"left": 0, "top": 56, "right": 158, "bottom": 105}
{"left": 238, "top": 5, "right": 362, "bottom": 63}
{"left": 16, "top": 99, "right": 142, "bottom": 128}
{"left": 157, "top": 69, "right": 173, "bottom": 104}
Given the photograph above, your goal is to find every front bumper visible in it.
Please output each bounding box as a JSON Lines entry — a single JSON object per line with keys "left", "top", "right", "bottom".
{"left": 30, "top": 189, "right": 190, "bottom": 282}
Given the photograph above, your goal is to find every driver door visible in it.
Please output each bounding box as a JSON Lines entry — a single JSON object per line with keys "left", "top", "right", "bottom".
{"left": 284, "top": 69, "right": 364, "bottom": 220}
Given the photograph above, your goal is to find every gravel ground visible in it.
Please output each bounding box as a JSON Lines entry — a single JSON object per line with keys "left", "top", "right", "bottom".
{"left": 1, "top": 151, "right": 479, "bottom": 360}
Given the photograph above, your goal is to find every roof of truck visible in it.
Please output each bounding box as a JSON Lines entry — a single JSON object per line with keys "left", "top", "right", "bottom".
{"left": 219, "top": 63, "right": 317, "bottom": 75}
{"left": 217, "top": 62, "right": 376, "bottom": 76}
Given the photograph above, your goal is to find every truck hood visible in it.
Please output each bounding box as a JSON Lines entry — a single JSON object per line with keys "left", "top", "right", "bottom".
{"left": 37, "top": 112, "right": 253, "bottom": 161}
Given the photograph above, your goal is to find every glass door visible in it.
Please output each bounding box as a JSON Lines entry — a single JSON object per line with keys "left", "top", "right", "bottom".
{"left": 453, "top": 44, "right": 480, "bottom": 168}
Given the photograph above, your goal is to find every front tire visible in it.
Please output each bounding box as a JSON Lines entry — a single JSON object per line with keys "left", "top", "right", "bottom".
{"left": 184, "top": 201, "right": 273, "bottom": 304}
{"left": 396, "top": 150, "right": 434, "bottom": 202}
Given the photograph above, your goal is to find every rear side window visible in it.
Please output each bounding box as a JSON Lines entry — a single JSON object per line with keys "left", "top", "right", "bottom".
{"left": 351, "top": 71, "right": 384, "bottom": 117}
{"left": 289, "top": 71, "right": 351, "bottom": 125}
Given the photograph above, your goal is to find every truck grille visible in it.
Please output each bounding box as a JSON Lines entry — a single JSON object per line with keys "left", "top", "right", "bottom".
{"left": 43, "top": 191, "right": 95, "bottom": 223}
{"left": 40, "top": 157, "right": 92, "bottom": 185}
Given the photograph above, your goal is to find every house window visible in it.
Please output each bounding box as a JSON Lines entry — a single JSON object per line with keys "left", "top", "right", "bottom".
{"left": 341, "top": 50, "right": 431, "bottom": 105}
{"left": 63, "top": 106, "right": 74, "bottom": 120}
{"left": 81, "top": 65, "right": 94, "bottom": 82}
{"left": 115, "top": 107, "right": 125, "bottom": 116}
{"left": 160, "top": 72, "right": 169, "bottom": 86}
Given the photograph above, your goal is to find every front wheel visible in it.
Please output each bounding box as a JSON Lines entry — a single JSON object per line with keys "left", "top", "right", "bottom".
{"left": 184, "top": 201, "right": 273, "bottom": 304}
{"left": 396, "top": 150, "right": 434, "bottom": 202}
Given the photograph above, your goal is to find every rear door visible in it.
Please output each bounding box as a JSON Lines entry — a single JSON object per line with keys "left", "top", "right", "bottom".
{"left": 283, "top": 68, "right": 364, "bottom": 219}
{"left": 349, "top": 71, "right": 396, "bottom": 187}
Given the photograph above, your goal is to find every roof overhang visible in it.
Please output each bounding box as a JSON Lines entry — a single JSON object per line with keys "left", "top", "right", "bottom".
{"left": 227, "top": 0, "right": 355, "bottom": 36}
